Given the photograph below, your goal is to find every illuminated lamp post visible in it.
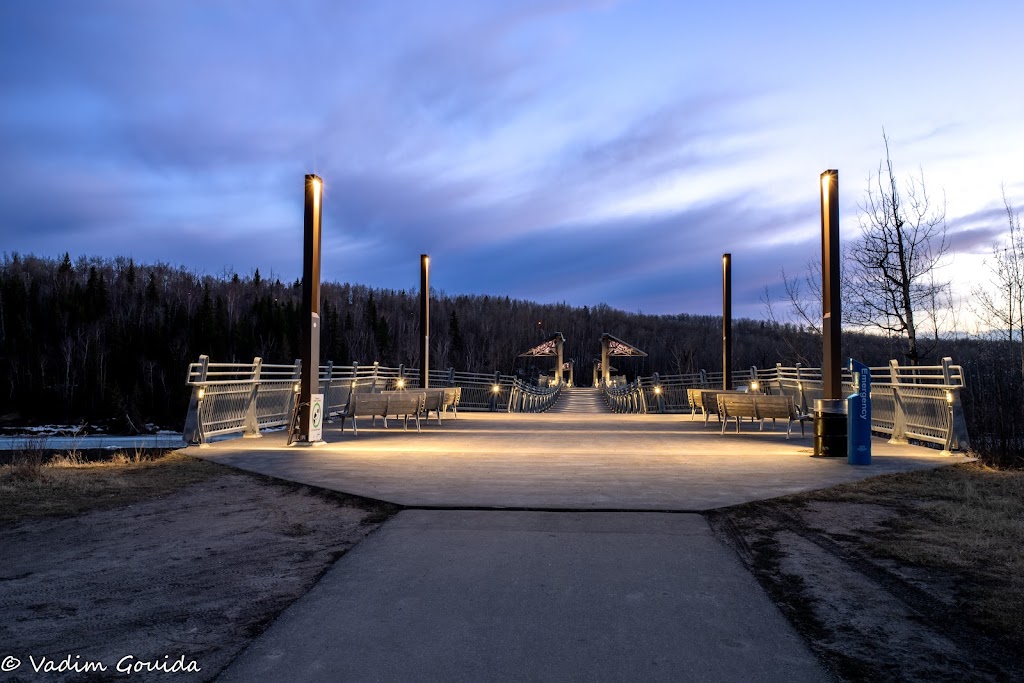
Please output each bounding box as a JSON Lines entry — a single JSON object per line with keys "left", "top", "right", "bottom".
{"left": 722, "top": 253, "right": 732, "bottom": 390}
{"left": 297, "top": 174, "right": 324, "bottom": 444}
{"left": 420, "top": 254, "right": 430, "bottom": 389}
{"left": 814, "top": 169, "right": 847, "bottom": 457}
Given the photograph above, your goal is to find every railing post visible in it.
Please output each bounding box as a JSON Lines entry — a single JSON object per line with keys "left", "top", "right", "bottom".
{"left": 284, "top": 358, "right": 301, "bottom": 435}
{"left": 699, "top": 369, "right": 708, "bottom": 388}
{"left": 322, "top": 360, "right": 335, "bottom": 421}
{"left": 796, "top": 364, "right": 807, "bottom": 414}
{"left": 372, "top": 361, "right": 380, "bottom": 390}
{"left": 182, "top": 355, "right": 209, "bottom": 446}
{"left": 350, "top": 361, "right": 360, "bottom": 393}
{"left": 775, "top": 362, "right": 784, "bottom": 396}
{"left": 888, "top": 359, "right": 907, "bottom": 444}
{"left": 942, "top": 357, "right": 971, "bottom": 452}
{"left": 653, "top": 372, "right": 665, "bottom": 413}
{"left": 448, "top": 367, "right": 455, "bottom": 386}
{"left": 243, "top": 357, "right": 263, "bottom": 438}
{"left": 490, "top": 371, "right": 500, "bottom": 412}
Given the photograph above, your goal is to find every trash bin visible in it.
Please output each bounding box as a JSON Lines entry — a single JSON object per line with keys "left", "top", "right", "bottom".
{"left": 813, "top": 398, "right": 847, "bottom": 457}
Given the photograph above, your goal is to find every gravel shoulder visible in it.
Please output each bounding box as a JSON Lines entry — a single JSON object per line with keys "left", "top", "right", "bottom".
{"left": 707, "top": 462, "right": 1024, "bottom": 682}
{"left": 0, "top": 463, "right": 397, "bottom": 682}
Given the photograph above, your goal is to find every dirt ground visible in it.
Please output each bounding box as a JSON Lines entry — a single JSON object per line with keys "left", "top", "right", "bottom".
{"left": 708, "top": 465, "right": 1024, "bottom": 683}
{"left": 0, "top": 469, "right": 396, "bottom": 682}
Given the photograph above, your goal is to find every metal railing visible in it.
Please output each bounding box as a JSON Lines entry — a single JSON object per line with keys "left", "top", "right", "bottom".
{"left": 602, "top": 380, "right": 647, "bottom": 413}
{"left": 508, "top": 379, "right": 563, "bottom": 412}
{"left": 184, "top": 354, "right": 969, "bottom": 452}
{"left": 183, "top": 357, "right": 559, "bottom": 444}
{"left": 637, "top": 358, "right": 969, "bottom": 452}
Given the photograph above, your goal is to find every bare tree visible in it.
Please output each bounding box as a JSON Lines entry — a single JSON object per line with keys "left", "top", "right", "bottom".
{"left": 972, "top": 189, "right": 1024, "bottom": 375}
{"left": 845, "top": 132, "right": 951, "bottom": 364}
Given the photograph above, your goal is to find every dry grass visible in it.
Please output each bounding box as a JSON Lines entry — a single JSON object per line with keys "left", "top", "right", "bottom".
{"left": 0, "top": 448, "right": 225, "bottom": 525}
{"left": 796, "top": 462, "right": 1024, "bottom": 641}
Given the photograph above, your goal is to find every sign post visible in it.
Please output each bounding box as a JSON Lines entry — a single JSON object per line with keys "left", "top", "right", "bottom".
{"left": 847, "top": 359, "right": 871, "bottom": 465}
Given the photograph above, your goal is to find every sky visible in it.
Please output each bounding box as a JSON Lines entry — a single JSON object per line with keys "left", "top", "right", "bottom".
{"left": 2, "top": 0, "right": 1023, "bottom": 320}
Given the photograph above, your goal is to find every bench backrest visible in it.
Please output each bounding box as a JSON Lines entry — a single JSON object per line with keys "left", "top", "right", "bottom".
{"left": 386, "top": 393, "right": 425, "bottom": 415}
{"left": 718, "top": 393, "right": 757, "bottom": 417}
{"left": 753, "top": 395, "right": 796, "bottom": 420}
{"left": 348, "top": 393, "right": 390, "bottom": 416}
{"left": 700, "top": 389, "right": 746, "bottom": 414}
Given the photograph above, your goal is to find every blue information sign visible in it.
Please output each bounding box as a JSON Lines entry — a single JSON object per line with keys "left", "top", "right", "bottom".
{"left": 847, "top": 359, "right": 871, "bottom": 465}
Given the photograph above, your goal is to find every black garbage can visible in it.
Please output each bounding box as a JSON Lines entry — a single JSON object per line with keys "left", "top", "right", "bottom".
{"left": 813, "top": 398, "right": 847, "bottom": 457}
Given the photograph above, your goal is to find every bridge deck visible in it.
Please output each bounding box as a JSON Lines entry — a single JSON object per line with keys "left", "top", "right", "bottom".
{"left": 187, "top": 412, "right": 973, "bottom": 511}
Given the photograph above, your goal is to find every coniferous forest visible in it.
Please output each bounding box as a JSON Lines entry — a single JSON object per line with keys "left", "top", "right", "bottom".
{"left": 0, "top": 253, "right": 1021, "bottom": 465}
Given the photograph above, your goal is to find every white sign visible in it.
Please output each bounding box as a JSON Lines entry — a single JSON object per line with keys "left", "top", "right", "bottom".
{"left": 308, "top": 393, "right": 324, "bottom": 442}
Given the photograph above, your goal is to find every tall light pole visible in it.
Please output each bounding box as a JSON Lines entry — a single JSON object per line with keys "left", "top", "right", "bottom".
{"left": 820, "top": 170, "right": 841, "bottom": 400}
{"left": 298, "top": 174, "right": 324, "bottom": 444}
{"left": 419, "top": 254, "right": 430, "bottom": 389}
{"left": 815, "top": 168, "right": 846, "bottom": 457}
{"left": 722, "top": 253, "right": 732, "bottom": 390}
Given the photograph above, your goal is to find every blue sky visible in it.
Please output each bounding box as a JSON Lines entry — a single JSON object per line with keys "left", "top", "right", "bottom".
{"left": 2, "top": 0, "right": 1022, "bottom": 318}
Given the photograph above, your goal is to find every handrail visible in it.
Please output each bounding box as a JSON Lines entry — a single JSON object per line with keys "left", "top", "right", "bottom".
{"left": 183, "top": 357, "right": 555, "bottom": 444}
{"left": 635, "top": 358, "right": 969, "bottom": 452}
{"left": 602, "top": 380, "right": 647, "bottom": 413}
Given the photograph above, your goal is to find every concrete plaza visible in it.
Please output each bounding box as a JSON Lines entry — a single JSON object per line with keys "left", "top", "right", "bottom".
{"left": 187, "top": 411, "right": 972, "bottom": 511}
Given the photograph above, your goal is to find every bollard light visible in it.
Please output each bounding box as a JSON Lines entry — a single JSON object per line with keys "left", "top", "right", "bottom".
{"left": 945, "top": 391, "right": 953, "bottom": 404}
{"left": 197, "top": 387, "right": 205, "bottom": 400}
{"left": 293, "top": 382, "right": 300, "bottom": 394}
{"left": 397, "top": 378, "right": 406, "bottom": 390}
{"left": 492, "top": 384, "right": 501, "bottom": 394}
{"left": 750, "top": 380, "right": 760, "bottom": 392}
{"left": 654, "top": 386, "right": 662, "bottom": 395}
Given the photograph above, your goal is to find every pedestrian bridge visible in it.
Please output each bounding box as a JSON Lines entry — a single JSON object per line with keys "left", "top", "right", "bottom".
{"left": 183, "top": 357, "right": 969, "bottom": 455}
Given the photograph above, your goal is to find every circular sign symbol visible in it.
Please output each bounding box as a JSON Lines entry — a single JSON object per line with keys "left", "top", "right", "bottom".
{"left": 312, "top": 402, "right": 323, "bottom": 429}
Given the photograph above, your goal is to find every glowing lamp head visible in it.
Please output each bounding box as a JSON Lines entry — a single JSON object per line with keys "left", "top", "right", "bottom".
{"left": 945, "top": 391, "right": 954, "bottom": 404}
{"left": 491, "top": 384, "right": 501, "bottom": 394}
{"left": 397, "top": 378, "right": 406, "bottom": 389}
{"left": 654, "top": 386, "right": 662, "bottom": 395}
{"left": 197, "top": 387, "right": 205, "bottom": 400}
{"left": 750, "top": 380, "right": 759, "bottom": 392}
{"left": 293, "top": 382, "right": 300, "bottom": 394}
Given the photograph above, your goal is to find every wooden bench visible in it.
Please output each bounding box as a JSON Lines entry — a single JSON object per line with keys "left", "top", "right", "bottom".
{"left": 380, "top": 388, "right": 457, "bottom": 425}
{"left": 718, "top": 394, "right": 809, "bottom": 438}
{"left": 698, "top": 390, "right": 748, "bottom": 426}
{"left": 340, "top": 392, "right": 424, "bottom": 435}
{"left": 441, "top": 387, "right": 461, "bottom": 418}
{"left": 687, "top": 388, "right": 704, "bottom": 420}
{"left": 718, "top": 393, "right": 758, "bottom": 433}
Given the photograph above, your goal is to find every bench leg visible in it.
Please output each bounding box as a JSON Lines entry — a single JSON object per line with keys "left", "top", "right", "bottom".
{"left": 352, "top": 418, "right": 358, "bottom": 436}
{"left": 415, "top": 413, "right": 421, "bottom": 433}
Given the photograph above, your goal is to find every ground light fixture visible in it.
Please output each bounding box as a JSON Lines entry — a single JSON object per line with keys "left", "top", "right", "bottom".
{"left": 492, "top": 384, "right": 501, "bottom": 394}
{"left": 750, "top": 380, "right": 760, "bottom": 392}
{"left": 654, "top": 386, "right": 663, "bottom": 395}
{"left": 397, "top": 378, "right": 406, "bottom": 390}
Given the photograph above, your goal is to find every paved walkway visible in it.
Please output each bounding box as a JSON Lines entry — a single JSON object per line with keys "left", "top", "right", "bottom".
{"left": 220, "top": 510, "right": 830, "bottom": 682}
{"left": 199, "top": 412, "right": 976, "bottom": 680}
{"left": 188, "top": 412, "right": 973, "bottom": 511}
